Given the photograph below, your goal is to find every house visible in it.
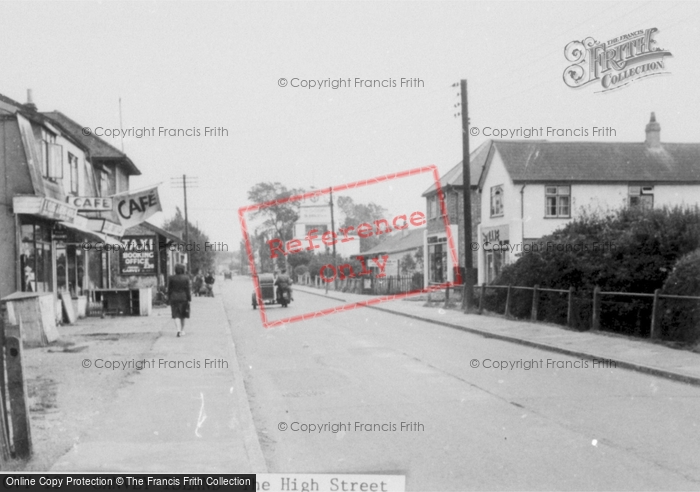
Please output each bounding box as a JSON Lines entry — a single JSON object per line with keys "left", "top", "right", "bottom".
{"left": 421, "top": 143, "right": 487, "bottom": 287}
{"left": 353, "top": 227, "right": 425, "bottom": 277}
{"left": 476, "top": 113, "right": 700, "bottom": 284}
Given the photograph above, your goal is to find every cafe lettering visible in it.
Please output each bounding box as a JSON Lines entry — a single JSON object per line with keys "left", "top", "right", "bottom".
{"left": 119, "top": 236, "right": 156, "bottom": 275}
{"left": 114, "top": 187, "right": 162, "bottom": 228}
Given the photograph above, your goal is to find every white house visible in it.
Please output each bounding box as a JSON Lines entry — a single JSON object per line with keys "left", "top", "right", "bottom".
{"left": 476, "top": 113, "right": 700, "bottom": 284}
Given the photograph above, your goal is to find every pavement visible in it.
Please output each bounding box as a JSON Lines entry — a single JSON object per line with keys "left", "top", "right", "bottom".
{"left": 48, "top": 288, "right": 266, "bottom": 473}
{"left": 293, "top": 284, "right": 700, "bottom": 388}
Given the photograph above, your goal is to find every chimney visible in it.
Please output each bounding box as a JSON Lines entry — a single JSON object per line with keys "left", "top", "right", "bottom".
{"left": 24, "top": 89, "right": 37, "bottom": 111}
{"left": 645, "top": 112, "right": 661, "bottom": 148}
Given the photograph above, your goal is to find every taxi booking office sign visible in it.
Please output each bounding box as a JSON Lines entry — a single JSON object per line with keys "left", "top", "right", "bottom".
{"left": 119, "top": 236, "right": 157, "bottom": 275}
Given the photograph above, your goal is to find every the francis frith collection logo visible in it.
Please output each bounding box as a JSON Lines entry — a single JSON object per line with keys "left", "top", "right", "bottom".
{"left": 563, "top": 28, "right": 672, "bottom": 93}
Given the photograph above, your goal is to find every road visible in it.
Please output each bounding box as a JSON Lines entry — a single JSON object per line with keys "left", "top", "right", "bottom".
{"left": 222, "top": 276, "right": 700, "bottom": 491}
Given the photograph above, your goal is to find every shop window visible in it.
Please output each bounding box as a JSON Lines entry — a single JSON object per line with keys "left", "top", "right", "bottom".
{"left": 545, "top": 185, "right": 571, "bottom": 217}
{"left": 486, "top": 250, "right": 504, "bottom": 283}
{"left": 490, "top": 185, "right": 504, "bottom": 217}
{"left": 20, "top": 222, "right": 52, "bottom": 293}
{"left": 629, "top": 185, "right": 653, "bottom": 210}
{"left": 56, "top": 244, "right": 86, "bottom": 297}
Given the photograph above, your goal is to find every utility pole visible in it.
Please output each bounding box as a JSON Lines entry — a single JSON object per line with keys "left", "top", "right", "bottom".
{"left": 460, "top": 79, "right": 475, "bottom": 311}
{"left": 330, "top": 188, "right": 337, "bottom": 288}
{"left": 170, "top": 175, "right": 198, "bottom": 274}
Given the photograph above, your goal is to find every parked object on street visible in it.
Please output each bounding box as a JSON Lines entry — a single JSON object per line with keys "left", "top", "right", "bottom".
{"left": 252, "top": 273, "right": 292, "bottom": 309}
{"left": 1, "top": 292, "right": 58, "bottom": 347}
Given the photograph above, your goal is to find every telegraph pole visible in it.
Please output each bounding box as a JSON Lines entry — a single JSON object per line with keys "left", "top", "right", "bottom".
{"left": 170, "top": 175, "right": 198, "bottom": 274}
{"left": 460, "top": 79, "right": 475, "bottom": 311}
{"left": 330, "top": 188, "right": 337, "bottom": 290}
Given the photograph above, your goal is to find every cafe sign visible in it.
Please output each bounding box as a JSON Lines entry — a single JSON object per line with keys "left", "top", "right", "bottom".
{"left": 67, "top": 196, "right": 114, "bottom": 212}
{"left": 119, "top": 235, "right": 156, "bottom": 275}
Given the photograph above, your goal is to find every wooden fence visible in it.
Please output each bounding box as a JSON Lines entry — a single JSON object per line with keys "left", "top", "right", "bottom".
{"left": 443, "top": 283, "right": 700, "bottom": 338}
{"left": 298, "top": 274, "right": 422, "bottom": 296}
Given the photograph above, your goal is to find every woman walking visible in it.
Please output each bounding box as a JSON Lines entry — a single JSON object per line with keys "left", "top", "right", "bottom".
{"left": 167, "top": 263, "right": 191, "bottom": 337}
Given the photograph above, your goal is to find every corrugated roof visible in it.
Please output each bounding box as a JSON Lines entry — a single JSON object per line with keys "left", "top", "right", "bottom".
{"left": 422, "top": 140, "right": 492, "bottom": 196}
{"left": 42, "top": 111, "right": 141, "bottom": 176}
{"left": 358, "top": 227, "right": 425, "bottom": 256}
{"left": 492, "top": 140, "right": 700, "bottom": 183}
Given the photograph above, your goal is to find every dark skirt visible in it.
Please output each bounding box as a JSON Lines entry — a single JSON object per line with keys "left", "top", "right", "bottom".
{"left": 171, "top": 300, "right": 190, "bottom": 319}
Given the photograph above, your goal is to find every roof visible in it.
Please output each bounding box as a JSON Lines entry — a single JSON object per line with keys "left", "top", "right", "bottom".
{"left": 422, "top": 140, "right": 492, "bottom": 196}
{"left": 487, "top": 140, "right": 700, "bottom": 183}
{"left": 42, "top": 111, "right": 141, "bottom": 176}
{"left": 357, "top": 227, "right": 425, "bottom": 256}
{"left": 140, "top": 221, "right": 185, "bottom": 244}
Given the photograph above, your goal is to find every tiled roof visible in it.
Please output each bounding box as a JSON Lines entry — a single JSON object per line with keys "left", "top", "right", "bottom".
{"left": 359, "top": 227, "right": 425, "bottom": 256}
{"left": 42, "top": 111, "right": 141, "bottom": 176}
{"left": 492, "top": 140, "right": 700, "bottom": 183}
{"left": 422, "top": 140, "right": 492, "bottom": 196}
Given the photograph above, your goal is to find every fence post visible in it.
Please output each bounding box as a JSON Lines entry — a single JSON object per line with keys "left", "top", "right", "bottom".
{"left": 5, "top": 335, "right": 32, "bottom": 459}
{"left": 591, "top": 286, "right": 601, "bottom": 331}
{"left": 531, "top": 284, "right": 540, "bottom": 322}
{"left": 478, "top": 283, "right": 485, "bottom": 314}
{"left": 650, "top": 288, "right": 661, "bottom": 339}
{"left": 567, "top": 286, "right": 574, "bottom": 328}
{"left": 505, "top": 285, "right": 512, "bottom": 318}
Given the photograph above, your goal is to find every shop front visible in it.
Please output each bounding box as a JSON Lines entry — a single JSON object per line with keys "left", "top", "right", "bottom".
{"left": 480, "top": 224, "right": 510, "bottom": 284}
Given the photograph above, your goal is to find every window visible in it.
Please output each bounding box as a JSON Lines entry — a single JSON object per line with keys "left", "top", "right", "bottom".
{"left": 545, "top": 185, "right": 571, "bottom": 218}
{"left": 68, "top": 153, "right": 79, "bottom": 194}
{"left": 427, "top": 196, "right": 438, "bottom": 219}
{"left": 629, "top": 185, "right": 653, "bottom": 210}
{"left": 99, "top": 168, "right": 111, "bottom": 196}
{"left": 490, "top": 185, "right": 504, "bottom": 217}
{"left": 41, "top": 132, "right": 62, "bottom": 179}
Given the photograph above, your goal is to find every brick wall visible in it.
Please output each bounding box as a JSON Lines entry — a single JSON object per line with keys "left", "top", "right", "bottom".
{"left": 425, "top": 187, "right": 481, "bottom": 268}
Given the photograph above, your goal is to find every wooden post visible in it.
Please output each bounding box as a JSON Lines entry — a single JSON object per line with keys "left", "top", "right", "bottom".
{"left": 478, "top": 283, "right": 485, "bottom": 315}
{"left": 505, "top": 285, "right": 512, "bottom": 318}
{"left": 650, "top": 288, "right": 661, "bottom": 339}
{"left": 0, "top": 304, "right": 11, "bottom": 461}
{"left": 591, "top": 286, "right": 601, "bottom": 331}
{"left": 567, "top": 286, "right": 574, "bottom": 328}
{"left": 5, "top": 336, "right": 31, "bottom": 459}
{"left": 531, "top": 284, "right": 540, "bottom": 322}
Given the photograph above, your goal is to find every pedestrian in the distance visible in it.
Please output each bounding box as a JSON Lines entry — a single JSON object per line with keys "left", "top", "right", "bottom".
{"left": 167, "top": 263, "right": 191, "bottom": 337}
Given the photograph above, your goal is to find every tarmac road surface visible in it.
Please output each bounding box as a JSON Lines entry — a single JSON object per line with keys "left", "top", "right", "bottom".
{"left": 224, "top": 276, "right": 700, "bottom": 491}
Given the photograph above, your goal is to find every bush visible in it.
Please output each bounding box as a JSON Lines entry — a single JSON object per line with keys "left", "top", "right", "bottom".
{"left": 660, "top": 248, "right": 700, "bottom": 343}
{"left": 491, "top": 206, "right": 700, "bottom": 334}
{"left": 294, "top": 264, "right": 308, "bottom": 278}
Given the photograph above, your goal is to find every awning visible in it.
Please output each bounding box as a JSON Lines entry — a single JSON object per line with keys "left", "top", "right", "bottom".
{"left": 58, "top": 222, "right": 122, "bottom": 246}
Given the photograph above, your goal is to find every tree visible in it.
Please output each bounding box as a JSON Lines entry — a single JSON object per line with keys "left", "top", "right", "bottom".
{"left": 247, "top": 182, "right": 303, "bottom": 270}
{"left": 162, "top": 207, "right": 215, "bottom": 275}
{"left": 336, "top": 196, "right": 389, "bottom": 252}
{"left": 400, "top": 252, "right": 416, "bottom": 274}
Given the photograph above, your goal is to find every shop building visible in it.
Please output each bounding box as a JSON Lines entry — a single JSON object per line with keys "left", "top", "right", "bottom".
{"left": 421, "top": 143, "right": 487, "bottom": 287}
{"left": 0, "top": 91, "right": 140, "bottom": 311}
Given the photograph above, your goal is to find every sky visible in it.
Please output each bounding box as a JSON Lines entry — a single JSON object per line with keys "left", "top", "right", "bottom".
{"left": 1, "top": 1, "right": 698, "bottom": 250}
